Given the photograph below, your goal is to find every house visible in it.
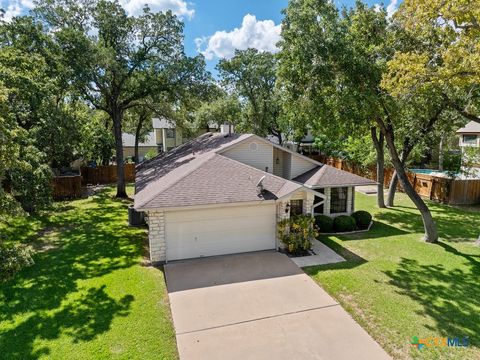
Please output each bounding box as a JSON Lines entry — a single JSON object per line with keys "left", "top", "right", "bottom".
{"left": 134, "top": 128, "right": 376, "bottom": 263}
{"left": 152, "top": 117, "right": 219, "bottom": 153}
{"left": 122, "top": 132, "right": 157, "bottom": 162}
{"left": 152, "top": 118, "right": 186, "bottom": 153}
{"left": 456, "top": 121, "right": 480, "bottom": 177}
{"left": 268, "top": 129, "right": 316, "bottom": 154}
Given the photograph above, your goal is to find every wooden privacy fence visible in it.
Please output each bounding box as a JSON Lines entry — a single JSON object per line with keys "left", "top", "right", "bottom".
{"left": 51, "top": 164, "right": 136, "bottom": 200}
{"left": 309, "top": 155, "right": 480, "bottom": 205}
{"left": 81, "top": 164, "right": 135, "bottom": 185}
{"left": 51, "top": 175, "right": 82, "bottom": 200}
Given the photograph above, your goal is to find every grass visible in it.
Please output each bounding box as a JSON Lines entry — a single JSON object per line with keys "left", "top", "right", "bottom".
{"left": 306, "top": 192, "right": 480, "bottom": 360}
{"left": 0, "top": 185, "right": 178, "bottom": 360}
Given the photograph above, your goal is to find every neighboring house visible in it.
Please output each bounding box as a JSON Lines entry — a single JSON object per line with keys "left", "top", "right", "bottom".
{"left": 134, "top": 127, "right": 375, "bottom": 263}
{"left": 152, "top": 117, "right": 185, "bottom": 153}
{"left": 152, "top": 117, "right": 219, "bottom": 153}
{"left": 268, "top": 129, "right": 316, "bottom": 154}
{"left": 122, "top": 132, "right": 157, "bottom": 162}
{"left": 456, "top": 121, "right": 480, "bottom": 177}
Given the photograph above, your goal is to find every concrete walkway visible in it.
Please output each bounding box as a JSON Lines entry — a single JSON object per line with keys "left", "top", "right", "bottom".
{"left": 290, "top": 239, "right": 346, "bottom": 267}
{"left": 165, "top": 252, "right": 390, "bottom": 360}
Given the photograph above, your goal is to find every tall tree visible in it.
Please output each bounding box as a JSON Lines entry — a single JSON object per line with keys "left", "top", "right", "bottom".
{"left": 36, "top": 0, "right": 210, "bottom": 197}
{"left": 278, "top": 0, "right": 442, "bottom": 242}
{"left": 278, "top": 0, "right": 389, "bottom": 208}
{"left": 383, "top": 0, "right": 480, "bottom": 125}
{"left": 217, "top": 49, "right": 285, "bottom": 144}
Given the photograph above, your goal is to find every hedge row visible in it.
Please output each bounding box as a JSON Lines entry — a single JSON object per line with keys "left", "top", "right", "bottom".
{"left": 314, "top": 210, "right": 372, "bottom": 233}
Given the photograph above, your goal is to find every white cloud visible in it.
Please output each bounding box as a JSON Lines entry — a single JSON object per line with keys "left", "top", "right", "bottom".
{"left": 120, "top": 0, "right": 194, "bottom": 19}
{"left": 1, "top": 0, "right": 35, "bottom": 22}
{"left": 386, "top": 0, "right": 399, "bottom": 18}
{"left": 197, "top": 14, "right": 281, "bottom": 60}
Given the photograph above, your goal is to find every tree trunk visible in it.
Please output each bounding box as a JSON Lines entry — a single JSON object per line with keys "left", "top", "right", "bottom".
{"left": 377, "top": 120, "right": 438, "bottom": 242}
{"left": 371, "top": 126, "right": 386, "bottom": 208}
{"left": 112, "top": 109, "right": 128, "bottom": 198}
{"left": 386, "top": 171, "right": 398, "bottom": 207}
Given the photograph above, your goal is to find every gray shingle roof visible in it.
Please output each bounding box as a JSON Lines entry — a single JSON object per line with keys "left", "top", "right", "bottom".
{"left": 456, "top": 121, "right": 480, "bottom": 134}
{"left": 152, "top": 117, "right": 175, "bottom": 129}
{"left": 293, "top": 165, "right": 377, "bottom": 187}
{"left": 134, "top": 132, "right": 302, "bottom": 210}
{"left": 122, "top": 132, "right": 157, "bottom": 147}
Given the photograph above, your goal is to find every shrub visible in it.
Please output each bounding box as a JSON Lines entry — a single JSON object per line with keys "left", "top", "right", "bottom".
{"left": 278, "top": 215, "right": 319, "bottom": 255}
{"left": 351, "top": 210, "right": 372, "bottom": 230}
{"left": 0, "top": 243, "right": 34, "bottom": 282}
{"left": 314, "top": 214, "right": 334, "bottom": 232}
{"left": 333, "top": 215, "right": 356, "bottom": 232}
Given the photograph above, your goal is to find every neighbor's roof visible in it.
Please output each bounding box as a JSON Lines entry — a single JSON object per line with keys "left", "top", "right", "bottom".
{"left": 456, "top": 121, "right": 480, "bottom": 134}
{"left": 293, "top": 165, "right": 377, "bottom": 188}
{"left": 122, "top": 132, "right": 157, "bottom": 147}
{"left": 134, "top": 132, "right": 303, "bottom": 210}
{"left": 152, "top": 117, "right": 175, "bottom": 129}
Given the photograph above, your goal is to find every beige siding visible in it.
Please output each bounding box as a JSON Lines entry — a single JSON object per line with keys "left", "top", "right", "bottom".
{"left": 222, "top": 138, "right": 273, "bottom": 173}
{"left": 290, "top": 154, "right": 317, "bottom": 179}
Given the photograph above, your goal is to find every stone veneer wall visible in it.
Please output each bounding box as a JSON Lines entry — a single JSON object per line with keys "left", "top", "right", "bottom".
{"left": 147, "top": 211, "right": 166, "bottom": 263}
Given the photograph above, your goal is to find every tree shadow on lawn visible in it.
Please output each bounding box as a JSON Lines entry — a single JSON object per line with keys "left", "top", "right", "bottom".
{"left": 374, "top": 202, "right": 480, "bottom": 242}
{"left": 0, "top": 189, "right": 143, "bottom": 359}
{"left": 384, "top": 249, "right": 480, "bottom": 348}
{"left": 336, "top": 220, "right": 408, "bottom": 241}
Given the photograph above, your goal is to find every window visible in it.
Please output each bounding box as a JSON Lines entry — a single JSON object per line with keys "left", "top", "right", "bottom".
{"left": 330, "top": 187, "right": 348, "bottom": 214}
{"left": 166, "top": 129, "right": 175, "bottom": 138}
{"left": 290, "top": 200, "right": 303, "bottom": 216}
{"left": 249, "top": 142, "right": 258, "bottom": 151}
{"left": 313, "top": 189, "right": 325, "bottom": 215}
{"left": 463, "top": 135, "right": 477, "bottom": 144}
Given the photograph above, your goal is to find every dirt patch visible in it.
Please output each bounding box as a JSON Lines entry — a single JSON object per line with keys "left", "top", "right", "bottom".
{"left": 31, "top": 226, "right": 71, "bottom": 252}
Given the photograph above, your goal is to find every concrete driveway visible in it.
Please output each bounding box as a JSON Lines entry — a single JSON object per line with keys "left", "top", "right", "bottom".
{"left": 165, "top": 251, "right": 390, "bottom": 360}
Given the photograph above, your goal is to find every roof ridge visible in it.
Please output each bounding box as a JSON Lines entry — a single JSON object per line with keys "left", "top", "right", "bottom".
{"left": 216, "top": 133, "right": 324, "bottom": 167}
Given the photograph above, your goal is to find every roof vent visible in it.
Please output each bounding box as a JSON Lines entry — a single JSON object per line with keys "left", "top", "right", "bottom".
{"left": 256, "top": 175, "right": 266, "bottom": 195}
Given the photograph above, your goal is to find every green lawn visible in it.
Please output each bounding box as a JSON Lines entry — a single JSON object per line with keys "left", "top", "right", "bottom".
{"left": 0, "top": 186, "right": 178, "bottom": 360}
{"left": 307, "top": 192, "right": 480, "bottom": 360}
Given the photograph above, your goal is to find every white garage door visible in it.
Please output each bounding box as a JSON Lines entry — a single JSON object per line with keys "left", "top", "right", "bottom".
{"left": 165, "top": 204, "right": 276, "bottom": 261}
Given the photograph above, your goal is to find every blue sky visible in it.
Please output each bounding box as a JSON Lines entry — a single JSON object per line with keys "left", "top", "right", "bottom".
{"left": 1, "top": 0, "right": 399, "bottom": 73}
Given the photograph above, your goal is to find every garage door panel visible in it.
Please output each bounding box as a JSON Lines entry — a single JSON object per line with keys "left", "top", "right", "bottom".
{"left": 165, "top": 204, "right": 276, "bottom": 261}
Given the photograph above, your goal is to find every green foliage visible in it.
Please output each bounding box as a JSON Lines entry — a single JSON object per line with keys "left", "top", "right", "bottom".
{"left": 442, "top": 151, "right": 462, "bottom": 175}
{"left": 461, "top": 147, "right": 480, "bottom": 177}
{"left": 79, "top": 111, "right": 114, "bottom": 165}
{"left": 195, "top": 94, "right": 241, "bottom": 131}
{"left": 217, "top": 48, "right": 285, "bottom": 142}
{"left": 278, "top": 215, "right": 318, "bottom": 255}
{"left": 143, "top": 149, "right": 157, "bottom": 161}
{"left": 333, "top": 215, "right": 356, "bottom": 232}
{"left": 351, "top": 210, "right": 372, "bottom": 230}
{"left": 314, "top": 214, "right": 334, "bottom": 233}
{"left": 0, "top": 242, "right": 34, "bottom": 282}
{"left": 35, "top": 0, "right": 211, "bottom": 196}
